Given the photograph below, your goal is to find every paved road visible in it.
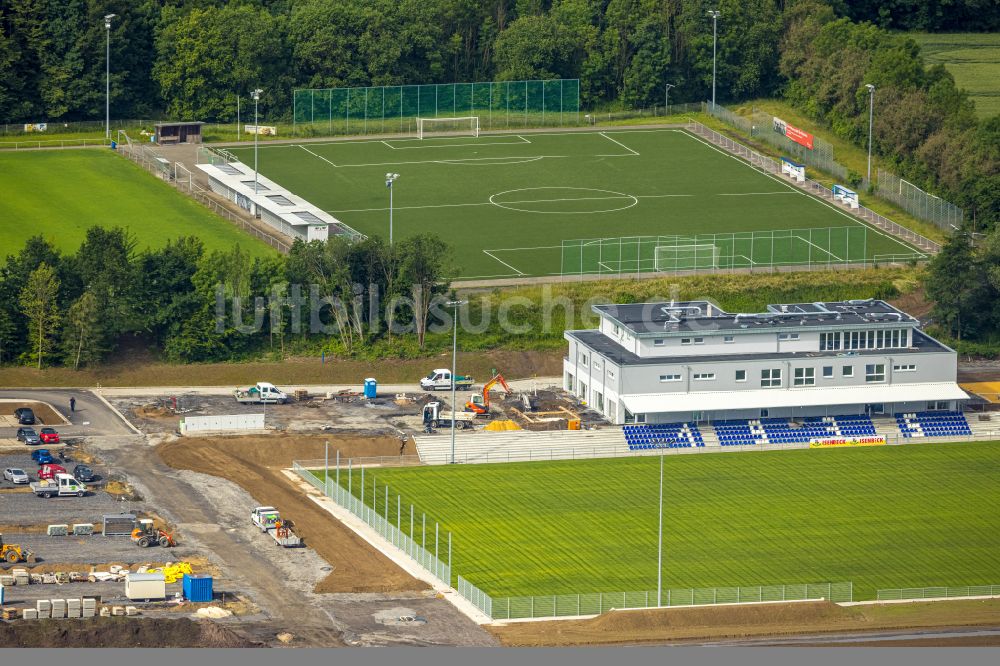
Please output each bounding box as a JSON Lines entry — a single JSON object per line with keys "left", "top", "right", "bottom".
{"left": 96, "top": 377, "right": 562, "bottom": 398}
{"left": 0, "top": 389, "right": 135, "bottom": 439}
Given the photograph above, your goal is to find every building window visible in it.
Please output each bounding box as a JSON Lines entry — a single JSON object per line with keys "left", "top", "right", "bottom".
{"left": 820, "top": 332, "right": 841, "bottom": 350}
{"left": 565, "top": 373, "right": 574, "bottom": 392}
{"left": 724, "top": 335, "right": 735, "bottom": 343}
{"left": 653, "top": 339, "right": 665, "bottom": 346}
{"left": 624, "top": 409, "right": 645, "bottom": 424}
{"left": 760, "top": 409, "right": 770, "bottom": 418}
{"left": 927, "top": 401, "right": 948, "bottom": 411}
{"left": 595, "top": 392, "right": 604, "bottom": 412}
{"left": 735, "top": 370, "right": 747, "bottom": 382}
{"left": 608, "top": 369, "right": 615, "bottom": 380}
{"left": 612, "top": 324, "right": 620, "bottom": 335}
{"left": 893, "top": 364, "right": 916, "bottom": 372}
{"left": 778, "top": 333, "right": 799, "bottom": 341}
{"left": 693, "top": 373, "right": 715, "bottom": 381}
{"left": 694, "top": 337, "right": 704, "bottom": 344}
{"left": 901, "top": 329, "right": 908, "bottom": 347}
{"left": 794, "top": 367, "right": 816, "bottom": 386}
{"left": 659, "top": 374, "right": 682, "bottom": 382}
{"left": 843, "top": 365, "right": 854, "bottom": 377}
{"left": 823, "top": 366, "right": 833, "bottom": 378}
{"left": 865, "top": 364, "right": 886, "bottom": 383}
{"left": 761, "top": 368, "right": 781, "bottom": 387}
{"left": 681, "top": 338, "right": 692, "bottom": 345}
{"left": 580, "top": 381, "right": 588, "bottom": 400}
{"left": 579, "top": 353, "right": 588, "bottom": 367}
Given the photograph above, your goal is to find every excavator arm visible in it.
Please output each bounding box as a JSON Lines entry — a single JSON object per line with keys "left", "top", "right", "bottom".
{"left": 466, "top": 374, "right": 511, "bottom": 414}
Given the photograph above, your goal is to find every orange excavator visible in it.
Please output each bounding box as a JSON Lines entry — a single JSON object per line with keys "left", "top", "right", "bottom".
{"left": 466, "top": 373, "right": 511, "bottom": 415}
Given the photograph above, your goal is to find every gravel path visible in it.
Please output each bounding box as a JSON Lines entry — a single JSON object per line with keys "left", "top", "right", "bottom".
{"left": 0, "top": 532, "right": 198, "bottom": 565}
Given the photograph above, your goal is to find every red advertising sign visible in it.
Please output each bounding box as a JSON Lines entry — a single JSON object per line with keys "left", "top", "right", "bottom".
{"left": 773, "top": 116, "right": 815, "bottom": 150}
{"left": 784, "top": 123, "right": 814, "bottom": 150}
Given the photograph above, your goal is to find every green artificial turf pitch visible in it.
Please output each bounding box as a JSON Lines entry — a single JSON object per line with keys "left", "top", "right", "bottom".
{"left": 230, "top": 129, "right": 920, "bottom": 279}
{"left": 315, "top": 441, "right": 1000, "bottom": 600}
{"left": 0, "top": 149, "right": 274, "bottom": 257}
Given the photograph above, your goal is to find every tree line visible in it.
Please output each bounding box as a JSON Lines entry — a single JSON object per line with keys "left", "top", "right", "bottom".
{"left": 0, "top": 229, "right": 451, "bottom": 368}
{"left": 926, "top": 227, "right": 1000, "bottom": 346}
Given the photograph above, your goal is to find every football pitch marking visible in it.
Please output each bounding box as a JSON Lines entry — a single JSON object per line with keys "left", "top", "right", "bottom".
{"left": 488, "top": 187, "right": 639, "bottom": 214}
{"left": 297, "top": 144, "right": 339, "bottom": 168}
{"left": 599, "top": 132, "right": 640, "bottom": 156}
{"left": 482, "top": 250, "right": 526, "bottom": 276}
{"left": 794, "top": 234, "right": 845, "bottom": 262}
{"left": 381, "top": 135, "right": 531, "bottom": 150}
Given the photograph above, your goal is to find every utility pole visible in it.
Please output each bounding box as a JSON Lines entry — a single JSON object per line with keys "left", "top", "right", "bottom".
{"left": 708, "top": 10, "right": 721, "bottom": 109}
{"left": 385, "top": 173, "right": 400, "bottom": 244}
{"left": 865, "top": 84, "right": 876, "bottom": 185}
{"left": 104, "top": 14, "right": 116, "bottom": 140}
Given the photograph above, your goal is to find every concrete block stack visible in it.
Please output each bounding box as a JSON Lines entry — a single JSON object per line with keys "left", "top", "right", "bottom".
{"left": 35, "top": 600, "right": 51, "bottom": 619}
{"left": 82, "top": 598, "right": 96, "bottom": 618}
{"left": 50, "top": 598, "right": 66, "bottom": 619}
{"left": 47, "top": 524, "right": 69, "bottom": 536}
{"left": 0, "top": 575, "right": 14, "bottom": 586}
{"left": 72, "top": 523, "right": 94, "bottom": 536}
{"left": 99, "top": 606, "right": 111, "bottom": 617}
{"left": 11, "top": 568, "right": 29, "bottom": 586}
{"left": 111, "top": 606, "right": 125, "bottom": 616}
{"left": 22, "top": 609, "right": 38, "bottom": 620}
{"left": 66, "top": 598, "right": 82, "bottom": 618}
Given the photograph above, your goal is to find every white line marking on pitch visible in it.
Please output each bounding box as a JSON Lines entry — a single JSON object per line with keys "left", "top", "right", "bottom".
{"left": 297, "top": 144, "right": 339, "bottom": 167}
{"left": 716, "top": 191, "right": 796, "bottom": 196}
{"left": 794, "top": 234, "right": 845, "bottom": 262}
{"left": 483, "top": 250, "right": 526, "bottom": 275}
{"left": 599, "top": 132, "right": 640, "bottom": 155}
{"left": 384, "top": 137, "right": 532, "bottom": 150}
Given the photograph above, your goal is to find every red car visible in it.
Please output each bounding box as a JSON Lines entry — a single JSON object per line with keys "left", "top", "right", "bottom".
{"left": 38, "top": 464, "right": 68, "bottom": 480}
{"left": 39, "top": 427, "right": 60, "bottom": 444}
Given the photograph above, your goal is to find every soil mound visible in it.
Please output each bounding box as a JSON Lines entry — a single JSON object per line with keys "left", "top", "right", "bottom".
{"left": 0, "top": 617, "right": 262, "bottom": 648}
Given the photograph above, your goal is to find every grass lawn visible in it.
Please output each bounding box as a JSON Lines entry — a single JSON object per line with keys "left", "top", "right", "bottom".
{"left": 229, "top": 128, "right": 919, "bottom": 279}
{"left": 0, "top": 149, "right": 274, "bottom": 257}
{"left": 912, "top": 33, "right": 1000, "bottom": 119}
{"left": 319, "top": 441, "right": 1000, "bottom": 601}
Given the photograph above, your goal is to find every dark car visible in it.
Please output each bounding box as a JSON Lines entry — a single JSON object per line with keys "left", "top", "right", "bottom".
{"left": 14, "top": 407, "right": 36, "bottom": 425}
{"left": 16, "top": 427, "right": 40, "bottom": 445}
{"left": 30, "top": 449, "right": 55, "bottom": 465}
{"left": 73, "top": 464, "right": 95, "bottom": 482}
{"left": 39, "top": 427, "right": 60, "bottom": 444}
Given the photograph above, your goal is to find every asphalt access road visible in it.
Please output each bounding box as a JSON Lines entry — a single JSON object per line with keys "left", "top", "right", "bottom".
{"left": 0, "top": 389, "right": 135, "bottom": 440}
{"left": 0, "top": 488, "right": 137, "bottom": 528}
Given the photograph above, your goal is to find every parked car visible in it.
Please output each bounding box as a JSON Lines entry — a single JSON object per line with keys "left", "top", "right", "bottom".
{"left": 16, "top": 427, "right": 40, "bottom": 445}
{"left": 3, "top": 467, "right": 29, "bottom": 484}
{"left": 30, "top": 449, "right": 56, "bottom": 465}
{"left": 38, "top": 464, "right": 68, "bottom": 480}
{"left": 38, "top": 427, "right": 60, "bottom": 444}
{"left": 73, "top": 464, "right": 95, "bottom": 482}
{"left": 14, "top": 407, "right": 36, "bottom": 425}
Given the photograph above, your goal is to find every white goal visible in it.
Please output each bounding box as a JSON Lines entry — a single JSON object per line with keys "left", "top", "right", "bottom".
{"left": 654, "top": 244, "right": 721, "bottom": 272}
{"left": 417, "top": 116, "right": 480, "bottom": 139}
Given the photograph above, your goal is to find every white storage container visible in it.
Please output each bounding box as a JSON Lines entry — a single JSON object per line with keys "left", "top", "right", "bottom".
{"left": 124, "top": 573, "right": 166, "bottom": 601}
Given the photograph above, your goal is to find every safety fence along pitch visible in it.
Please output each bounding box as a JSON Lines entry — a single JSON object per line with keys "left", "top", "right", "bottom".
{"left": 877, "top": 585, "right": 1000, "bottom": 602}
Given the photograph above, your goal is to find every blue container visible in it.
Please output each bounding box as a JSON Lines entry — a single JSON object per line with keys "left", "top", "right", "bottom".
{"left": 364, "top": 378, "right": 377, "bottom": 399}
{"left": 182, "top": 574, "right": 213, "bottom": 602}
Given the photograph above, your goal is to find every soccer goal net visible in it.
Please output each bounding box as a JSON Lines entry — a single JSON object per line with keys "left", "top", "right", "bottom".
{"left": 417, "top": 116, "right": 480, "bottom": 139}
{"left": 654, "top": 244, "right": 721, "bottom": 271}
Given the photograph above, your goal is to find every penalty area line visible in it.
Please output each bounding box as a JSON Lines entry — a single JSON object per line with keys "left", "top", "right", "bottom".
{"left": 483, "top": 250, "right": 526, "bottom": 276}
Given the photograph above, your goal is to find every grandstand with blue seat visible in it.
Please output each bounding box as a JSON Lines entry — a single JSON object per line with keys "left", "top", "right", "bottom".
{"left": 624, "top": 422, "right": 704, "bottom": 450}
{"left": 712, "top": 414, "right": 877, "bottom": 446}
{"left": 895, "top": 410, "right": 972, "bottom": 438}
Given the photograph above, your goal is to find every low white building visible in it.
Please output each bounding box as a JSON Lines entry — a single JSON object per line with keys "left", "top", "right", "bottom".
{"left": 197, "top": 161, "right": 364, "bottom": 244}
{"left": 564, "top": 299, "right": 967, "bottom": 425}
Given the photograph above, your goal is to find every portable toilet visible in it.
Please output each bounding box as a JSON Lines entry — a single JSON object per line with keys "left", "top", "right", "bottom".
{"left": 364, "top": 378, "right": 377, "bottom": 399}
{"left": 182, "top": 574, "right": 213, "bottom": 602}
{"left": 125, "top": 573, "right": 166, "bottom": 601}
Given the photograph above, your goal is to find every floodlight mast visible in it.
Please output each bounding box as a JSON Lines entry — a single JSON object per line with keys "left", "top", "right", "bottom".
{"left": 708, "top": 10, "right": 721, "bottom": 109}
{"left": 664, "top": 83, "right": 675, "bottom": 115}
{"left": 252, "top": 88, "right": 263, "bottom": 195}
{"left": 865, "top": 84, "right": 876, "bottom": 184}
{"left": 105, "top": 14, "right": 116, "bottom": 140}
{"left": 385, "top": 172, "right": 400, "bottom": 244}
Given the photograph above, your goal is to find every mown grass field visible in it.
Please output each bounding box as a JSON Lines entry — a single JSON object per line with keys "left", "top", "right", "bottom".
{"left": 229, "top": 128, "right": 919, "bottom": 279}
{"left": 320, "top": 441, "right": 1000, "bottom": 600}
{"left": 0, "top": 149, "right": 273, "bottom": 257}
{"left": 912, "top": 33, "right": 1000, "bottom": 119}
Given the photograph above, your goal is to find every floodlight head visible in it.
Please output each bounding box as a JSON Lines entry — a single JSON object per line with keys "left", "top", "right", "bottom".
{"left": 708, "top": 10, "right": 721, "bottom": 18}
{"left": 251, "top": 88, "right": 263, "bottom": 100}
{"left": 104, "top": 13, "right": 115, "bottom": 28}
{"left": 865, "top": 83, "right": 875, "bottom": 92}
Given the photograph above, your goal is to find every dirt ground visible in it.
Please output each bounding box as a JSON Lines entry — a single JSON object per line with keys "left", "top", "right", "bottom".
{"left": 157, "top": 433, "right": 429, "bottom": 594}
{"left": 488, "top": 599, "right": 1000, "bottom": 646}
{"left": 0, "top": 399, "right": 67, "bottom": 426}
{"left": 0, "top": 617, "right": 262, "bottom": 648}
{"left": 0, "top": 350, "right": 563, "bottom": 388}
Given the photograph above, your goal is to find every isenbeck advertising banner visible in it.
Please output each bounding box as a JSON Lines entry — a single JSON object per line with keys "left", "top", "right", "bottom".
{"left": 809, "top": 436, "right": 887, "bottom": 448}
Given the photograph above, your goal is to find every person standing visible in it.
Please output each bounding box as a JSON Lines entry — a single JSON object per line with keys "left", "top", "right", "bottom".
{"left": 70, "top": 396, "right": 76, "bottom": 413}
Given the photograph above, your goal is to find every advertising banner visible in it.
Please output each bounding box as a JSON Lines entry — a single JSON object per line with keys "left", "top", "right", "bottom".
{"left": 773, "top": 116, "right": 814, "bottom": 150}
{"left": 809, "top": 436, "right": 886, "bottom": 449}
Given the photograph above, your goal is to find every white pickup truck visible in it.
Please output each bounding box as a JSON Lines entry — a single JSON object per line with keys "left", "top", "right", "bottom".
{"left": 420, "top": 369, "right": 474, "bottom": 391}
{"left": 30, "top": 473, "right": 86, "bottom": 498}
{"left": 234, "top": 382, "right": 289, "bottom": 404}
{"left": 250, "top": 506, "right": 303, "bottom": 547}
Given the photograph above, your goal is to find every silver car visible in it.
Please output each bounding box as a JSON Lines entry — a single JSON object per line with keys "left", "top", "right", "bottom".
{"left": 3, "top": 467, "right": 29, "bottom": 484}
